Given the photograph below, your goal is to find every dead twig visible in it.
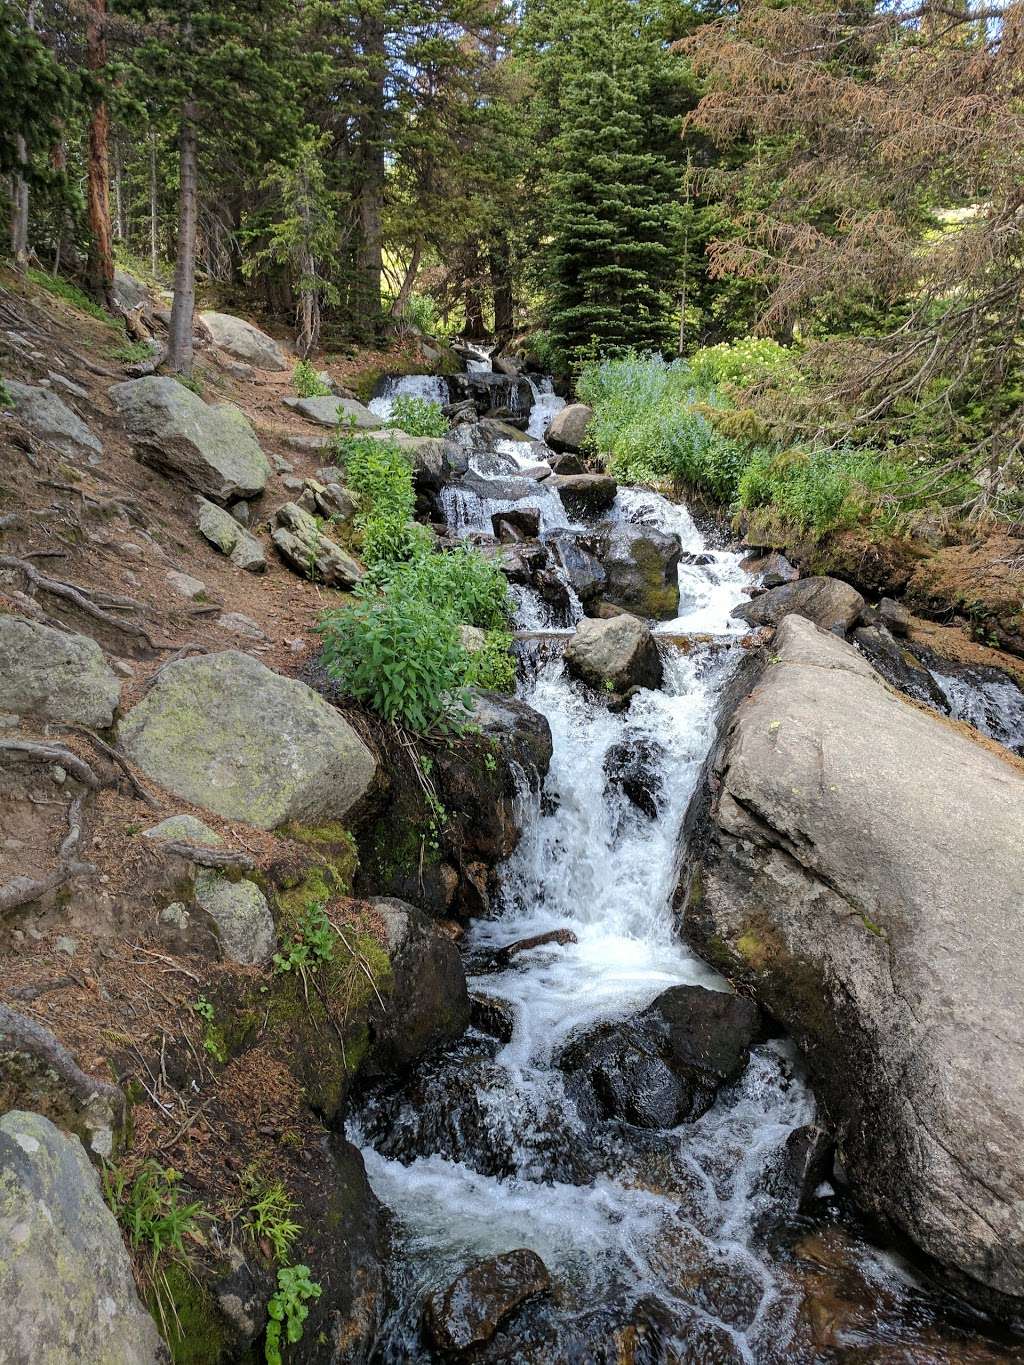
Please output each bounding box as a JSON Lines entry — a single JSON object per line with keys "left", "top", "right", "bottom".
{"left": 65, "top": 725, "right": 160, "bottom": 808}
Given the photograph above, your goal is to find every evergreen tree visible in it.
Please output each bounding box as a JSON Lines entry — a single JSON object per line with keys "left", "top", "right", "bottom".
{"left": 112, "top": 0, "right": 309, "bottom": 371}
{"left": 536, "top": 0, "right": 686, "bottom": 368}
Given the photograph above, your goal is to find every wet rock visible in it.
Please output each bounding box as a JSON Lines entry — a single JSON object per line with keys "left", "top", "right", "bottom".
{"left": 120, "top": 650, "right": 376, "bottom": 830}
{"left": 492, "top": 507, "right": 541, "bottom": 541}
{"left": 0, "top": 1111, "right": 166, "bottom": 1363}
{"left": 0, "top": 1008, "right": 126, "bottom": 1160}
{"left": 4, "top": 381, "right": 103, "bottom": 463}
{"left": 550, "top": 472, "right": 617, "bottom": 517}
{"left": 739, "top": 549, "right": 799, "bottom": 588}
{"left": 490, "top": 539, "right": 549, "bottom": 586}
{"left": 447, "top": 372, "right": 534, "bottom": 427}
{"left": 270, "top": 501, "right": 363, "bottom": 587}
{"left": 733, "top": 575, "right": 864, "bottom": 635}
{"left": 195, "top": 496, "right": 266, "bottom": 572}
{"left": 679, "top": 613, "right": 1024, "bottom": 1311}
{"left": 559, "top": 984, "right": 760, "bottom": 1130}
{"left": 547, "top": 450, "right": 586, "bottom": 475}
{"left": 283, "top": 394, "right": 380, "bottom": 428}
{"left": 545, "top": 402, "right": 593, "bottom": 453}
{"left": 426, "top": 1249, "right": 551, "bottom": 1353}
{"left": 0, "top": 615, "right": 121, "bottom": 728}
{"left": 603, "top": 736, "right": 667, "bottom": 819}
{"left": 491, "top": 927, "right": 578, "bottom": 968}
{"left": 111, "top": 376, "right": 270, "bottom": 503}
{"left": 594, "top": 522, "right": 681, "bottom": 620}
{"left": 366, "top": 898, "right": 470, "bottom": 1073}
{"left": 460, "top": 469, "right": 541, "bottom": 503}
{"left": 470, "top": 992, "right": 516, "bottom": 1043}
{"left": 754, "top": 1123, "right": 834, "bottom": 1228}
{"left": 564, "top": 614, "right": 663, "bottom": 693}
{"left": 193, "top": 871, "right": 276, "bottom": 965}
{"left": 201, "top": 310, "right": 289, "bottom": 370}
{"left": 546, "top": 529, "right": 606, "bottom": 606}
{"left": 853, "top": 625, "right": 948, "bottom": 709}
{"left": 878, "top": 595, "right": 911, "bottom": 637}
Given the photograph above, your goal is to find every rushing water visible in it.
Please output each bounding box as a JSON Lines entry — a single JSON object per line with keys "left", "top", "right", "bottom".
{"left": 351, "top": 368, "right": 1022, "bottom": 1362}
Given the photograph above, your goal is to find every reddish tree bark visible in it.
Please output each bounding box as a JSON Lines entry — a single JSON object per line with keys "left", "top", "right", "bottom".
{"left": 86, "top": 0, "right": 115, "bottom": 310}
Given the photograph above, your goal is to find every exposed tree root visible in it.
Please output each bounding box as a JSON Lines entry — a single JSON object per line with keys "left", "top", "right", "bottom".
{"left": 0, "top": 739, "right": 101, "bottom": 788}
{"left": 0, "top": 792, "right": 94, "bottom": 915}
{"left": 65, "top": 725, "right": 160, "bottom": 808}
{"left": 0, "top": 552, "right": 161, "bottom": 650}
{"left": 155, "top": 842, "right": 256, "bottom": 871}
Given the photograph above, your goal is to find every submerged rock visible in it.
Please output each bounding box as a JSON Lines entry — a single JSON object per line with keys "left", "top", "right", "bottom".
{"left": 594, "top": 522, "right": 681, "bottom": 620}
{"left": 0, "top": 1111, "right": 166, "bottom": 1363}
{"left": 425, "top": 1249, "right": 551, "bottom": 1353}
{"left": 0, "top": 614, "right": 121, "bottom": 728}
{"left": 564, "top": 614, "right": 663, "bottom": 693}
{"left": 603, "top": 736, "right": 667, "bottom": 819}
{"left": 119, "top": 650, "right": 376, "bottom": 830}
{"left": 733, "top": 575, "right": 864, "bottom": 635}
{"left": 679, "top": 613, "right": 1024, "bottom": 1311}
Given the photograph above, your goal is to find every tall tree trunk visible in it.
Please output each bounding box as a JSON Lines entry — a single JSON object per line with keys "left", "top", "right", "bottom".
{"left": 11, "top": 138, "right": 30, "bottom": 271}
{"left": 168, "top": 103, "right": 199, "bottom": 374}
{"left": 463, "top": 244, "right": 487, "bottom": 340}
{"left": 86, "top": 0, "right": 115, "bottom": 309}
{"left": 352, "top": 12, "right": 385, "bottom": 343}
{"left": 390, "top": 239, "right": 423, "bottom": 318}
{"left": 149, "top": 132, "right": 159, "bottom": 273}
{"left": 489, "top": 233, "right": 513, "bottom": 341}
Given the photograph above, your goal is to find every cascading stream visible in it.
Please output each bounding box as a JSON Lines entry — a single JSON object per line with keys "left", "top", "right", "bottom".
{"left": 352, "top": 368, "right": 1011, "bottom": 1362}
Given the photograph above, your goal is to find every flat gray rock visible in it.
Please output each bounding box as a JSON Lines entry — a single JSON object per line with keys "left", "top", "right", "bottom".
{"left": 680, "top": 614, "right": 1024, "bottom": 1309}
{"left": 194, "top": 871, "right": 275, "bottom": 964}
{"left": 111, "top": 376, "right": 270, "bottom": 504}
{"left": 0, "top": 1111, "right": 166, "bottom": 1364}
{"left": 0, "top": 615, "right": 120, "bottom": 728}
{"left": 195, "top": 496, "right": 266, "bottom": 572}
{"left": 201, "top": 311, "right": 288, "bottom": 370}
{"left": 270, "top": 502, "right": 362, "bottom": 587}
{"left": 733, "top": 574, "right": 864, "bottom": 635}
{"left": 5, "top": 381, "right": 102, "bottom": 463}
{"left": 283, "top": 395, "right": 380, "bottom": 429}
{"left": 118, "top": 650, "right": 376, "bottom": 830}
{"left": 564, "top": 614, "right": 663, "bottom": 693}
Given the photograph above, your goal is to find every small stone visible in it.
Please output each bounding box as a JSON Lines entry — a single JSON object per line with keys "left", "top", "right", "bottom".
{"left": 142, "top": 814, "right": 223, "bottom": 846}
{"left": 193, "top": 872, "right": 275, "bottom": 965}
{"left": 166, "top": 569, "right": 208, "bottom": 601}
{"left": 51, "top": 765, "right": 67, "bottom": 784}
{"left": 216, "top": 612, "right": 268, "bottom": 641}
{"left": 230, "top": 500, "right": 251, "bottom": 527}
{"left": 159, "top": 902, "right": 191, "bottom": 931}
{"left": 55, "top": 936, "right": 77, "bottom": 957}
{"left": 195, "top": 496, "right": 266, "bottom": 573}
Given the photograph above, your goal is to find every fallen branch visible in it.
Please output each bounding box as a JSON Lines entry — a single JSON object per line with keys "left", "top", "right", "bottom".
{"left": 155, "top": 841, "right": 256, "bottom": 872}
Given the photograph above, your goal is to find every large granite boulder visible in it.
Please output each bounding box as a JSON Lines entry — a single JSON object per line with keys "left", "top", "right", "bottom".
{"left": 110, "top": 377, "right": 270, "bottom": 503}
{"left": 4, "top": 381, "right": 102, "bottom": 463}
{"left": 594, "top": 523, "right": 681, "bottom": 620}
{"left": 545, "top": 402, "right": 593, "bottom": 453}
{"left": 564, "top": 614, "right": 662, "bottom": 693}
{"left": 550, "top": 472, "right": 616, "bottom": 517}
{"left": 119, "top": 651, "right": 376, "bottom": 830}
{"left": 283, "top": 395, "right": 380, "bottom": 429}
{"left": 0, "top": 1111, "right": 167, "bottom": 1363}
{"left": 678, "top": 614, "right": 1024, "bottom": 1311}
{"left": 201, "top": 311, "right": 289, "bottom": 370}
{"left": 0, "top": 615, "right": 121, "bottom": 728}
{"left": 733, "top": 575, "right": 864, "bottom": 635}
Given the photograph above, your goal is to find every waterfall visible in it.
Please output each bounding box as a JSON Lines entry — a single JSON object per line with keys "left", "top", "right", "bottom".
{"left": 525, "top": 374, "right": 565, "bottom": 440}
{"left": 369, "top": 373, "right": 450, "bottom": 421}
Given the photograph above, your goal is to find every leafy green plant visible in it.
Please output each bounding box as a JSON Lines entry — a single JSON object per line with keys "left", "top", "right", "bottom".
{"left": 377, "top": 545, "right": 511, "bottom": 632}
{"left": 293, "top": 359, "right": 331, "bottom": 398}
{"left": 464, "top": 629, "right": 517, "bottom": 693}
{"left": 176, "top": 373, "right": 204, "bottom": 397}
{"left": 389, "top": 394, "right": 449, "bottom": 438}
{"left": 265, "top": 1264, "right": 321, "bottom": 1365}
{"left": 0, "top": 380, "right": 11, "bottom": 408}
{"left": 318, "top": 593, "right": 471, "bottom": 732}
{"left": 688, "top": 337, "right": 802, "bottom": 393}
{"left": 338, "top": 436, "right": 416, "bottom": 523}
{"left": 109, "top": 339, "right": 154, "bottom": 365}
{"left": 241, "top": 1170, "right": 301, "bottom": 1265}
{"left": 273, "top": 900, "right": 335, "bottom": 978}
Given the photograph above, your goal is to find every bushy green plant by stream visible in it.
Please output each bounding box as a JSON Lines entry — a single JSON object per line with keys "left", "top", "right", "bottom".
{"left": 389, "top": 394, "right": 449, "bottom": 437}
{"left": 577, "top": 348, "right": 934, "bottom": 535}
{"left": 322, "top": 434, "right": 514, "bottom": 730}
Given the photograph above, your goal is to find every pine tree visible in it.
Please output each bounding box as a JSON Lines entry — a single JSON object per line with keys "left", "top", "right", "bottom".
{"left": 112, "top": 0, "right": 308, "bottom": 372}
{"left": 534, "top": 0, "right": 687, "bottom": 369}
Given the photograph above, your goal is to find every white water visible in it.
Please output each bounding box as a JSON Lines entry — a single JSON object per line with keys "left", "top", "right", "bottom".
{"left": 368, "top": 372, "right": 450, "bottom": 421}
{"left": 525, "top": 374, "right": 566, "bottom": 440}
{"left": 351, "top": 370, "right": 827, "bottom": 1356}
{"left": 931, "top": 668, "right": 1024, "bottom": 752}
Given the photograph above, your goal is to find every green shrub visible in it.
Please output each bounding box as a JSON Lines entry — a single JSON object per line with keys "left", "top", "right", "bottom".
{"left": 109, "top": 339, "right": 154, "bottom": 365}
{"left": 293, "top": 359, "right": 331, "bottom": 398}
{"left": 318, "top": 593, "right": 472, "bottom": 732}
{"left": 265, "top": 1264, "right": 321, "bottom": 1365}
{"left": 737, "top": 445, "right": 910, "bottom": 535}
{"left": 464, "top": 630, "right": 516, "bottom": 693}
{"left": 389, "top": 394, "right": 449, "bottom": 437}
{"left": 688, "top": 337, "right": 802, "bottom": 393}
{"left": 241, "top": 1171, "right": 301, "bottom": 1265}
{"left": 378, "top": 544, "right": 511, "bottom": 632}
{"left": 26, "top": 267, "right": 119, "bottom": 330}
{"left": 339, "top": 437, "right": 416, "bottom": 523}
{"left": 0, "top": 379, "right": 11, "bottom": 408}
{"left": 360, "top": 511, "right": 434, "bottom": 569}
